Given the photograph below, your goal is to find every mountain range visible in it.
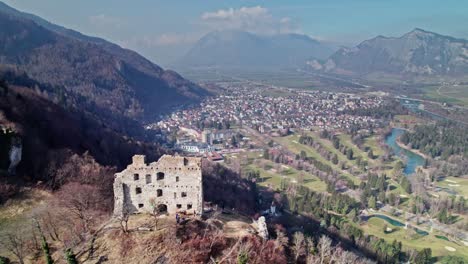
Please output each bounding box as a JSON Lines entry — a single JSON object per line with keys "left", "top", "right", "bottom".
{"left": 308, "top": 28, "right": 468, "bottom": 78}
{"left": 177, "top": 30, "right": 337, "bottom": 70}
{"left": 0, "top": 2, "right": 209, "bottom": 122}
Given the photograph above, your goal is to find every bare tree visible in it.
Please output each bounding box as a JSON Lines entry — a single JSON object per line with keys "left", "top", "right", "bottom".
{"left": 275, "top": 228, "right": 288, "bottom": 248}
{"left": 56, "top": 183, "right": 101, "bottom": 233}
{"left": 318, "top": 235, "right": 332, "bottom": 264}
{"left": 292, "top": 232, "right": 306, "bottom": 262}
{"left": 3, "top": 230, "right": 28, "bottom": 264}
{"left": 118, "top": 207, "right": 130, "bottom": 233}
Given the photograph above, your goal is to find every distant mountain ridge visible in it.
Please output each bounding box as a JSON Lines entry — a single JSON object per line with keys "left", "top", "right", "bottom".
{"left": 178, "top": 30, "right": 337, "bottom": 70}
{"left": 308, "top": 28, "right": 468, "bottom": 77}
{"left": 0, "top": 1, "right": 209, "bottom": 121}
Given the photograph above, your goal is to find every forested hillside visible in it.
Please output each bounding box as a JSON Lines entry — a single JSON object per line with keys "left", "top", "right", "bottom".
{"left": 400, "top": 121, "right": 468, "bottom": 159}
{"left": 0, "top": 8, "right": 209, "bottom": 122}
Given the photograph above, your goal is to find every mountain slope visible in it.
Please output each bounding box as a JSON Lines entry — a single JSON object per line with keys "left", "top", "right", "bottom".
{"left": 0, "top": 81, "right": 169, "bottom": 202}
{"left": 178, "top": 30, "right": 336, "bottom": 70}
{"left": 0, "top": 3, "right": 209, "bottom": 121}
{"left": 311, "top": 29, "right": 468, "bottom": 77}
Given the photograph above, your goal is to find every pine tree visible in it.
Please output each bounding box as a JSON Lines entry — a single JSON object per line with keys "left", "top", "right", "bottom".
{"left": 263, "top": 149, "right": 269, "bottom": 160}
{"left": 65, "top": 249, "right": 78, "bottom": 264}
{"left": 331, "top": 154, "right": 339, "bottom": 165}
{"left": 41, "top": 235, "right": 53, "bottom": 264}
{"left": 0, "top": 256, "right": 11, "bottom": 264}
{"left": 237, "top": 251, "right": 248, "bottom": 264}
{"left": 368, "top": 149, "right": 375, "bottom": 159}
{"left": 438, "top": 208, "right": 448, "bottom": 224}
{"left": 333, "top": 137, "right": 340, "bottom": 149}
{"left": 414, "top": 248, "right": 432, "bottom": 264}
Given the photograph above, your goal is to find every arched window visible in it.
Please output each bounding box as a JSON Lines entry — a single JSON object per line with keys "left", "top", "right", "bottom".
{"left": 157, "top": 172, "right": 165, "bottom": 180}
{"left": 157, "top": 189, "right": 163, "bottom": 197}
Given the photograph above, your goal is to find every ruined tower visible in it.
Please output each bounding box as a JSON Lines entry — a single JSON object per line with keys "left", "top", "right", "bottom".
{"left": 113, "top": 155, "right": 203, "bottom": 216}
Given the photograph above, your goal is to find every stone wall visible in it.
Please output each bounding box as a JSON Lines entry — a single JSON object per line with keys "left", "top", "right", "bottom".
{"left": 113, "top": 154, "right": 203, "bottom": 216}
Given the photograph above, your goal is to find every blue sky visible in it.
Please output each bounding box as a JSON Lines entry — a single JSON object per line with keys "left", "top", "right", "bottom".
{"left": 3, "top": 0, "right": 468, "bottom": 66}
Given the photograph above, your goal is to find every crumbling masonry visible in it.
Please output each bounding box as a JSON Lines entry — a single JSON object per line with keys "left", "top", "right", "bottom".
{"left": 113, "top": 155, "right": 203, "bottom": 216}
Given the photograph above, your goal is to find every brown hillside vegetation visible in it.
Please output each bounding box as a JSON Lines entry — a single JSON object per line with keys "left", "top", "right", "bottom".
{"left": 0, "top": 84, "right": 166, "bottom": 202}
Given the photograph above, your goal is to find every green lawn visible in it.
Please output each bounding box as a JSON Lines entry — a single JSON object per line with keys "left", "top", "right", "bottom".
{"left": 337, "top": 134, "right": 381, "bottom": 170}
{"left": 361, "top": 217, "right": 468, "bottom": 260}
{"left": 363, "top": 135, "right": 385, "bottom": 157}
{"left": 307, "top": 131, "right": 366, "bottom": 174}
{"left": 435, "top": 176, "right": 468, "bottom": 198}
{"left": 225, "top": 151, "right": 328, "bottom": 193}
{"left": 245, "top": 159, "right": 327, "bottom": 193}
{"left": 274, "top": 134, "right": 360, "bottom": 184}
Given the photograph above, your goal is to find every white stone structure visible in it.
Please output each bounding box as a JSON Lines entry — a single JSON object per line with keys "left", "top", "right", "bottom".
{"left": 256, "top": 216, "right": 269, "bottom": 240}
{"left": 113, "top": 155, "right": 203, "bottom": 216}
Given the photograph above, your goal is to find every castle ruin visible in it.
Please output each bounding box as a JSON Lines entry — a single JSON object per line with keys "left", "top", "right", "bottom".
{"left": 113, "top": 155, "right": 203, "bottom": 216}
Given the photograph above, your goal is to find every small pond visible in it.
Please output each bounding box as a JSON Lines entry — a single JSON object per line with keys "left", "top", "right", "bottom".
{"left": 368, "top": 214, "right": 429, "bottom": 236}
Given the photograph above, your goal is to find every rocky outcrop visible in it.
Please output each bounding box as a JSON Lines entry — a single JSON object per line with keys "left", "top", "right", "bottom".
{"left": 7, "top": 137, "right": 21, "bottom": 175}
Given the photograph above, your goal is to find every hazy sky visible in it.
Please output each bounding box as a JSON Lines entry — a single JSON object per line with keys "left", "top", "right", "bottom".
{"left": 3, "top": 0, "right": 468, "bottom": 66}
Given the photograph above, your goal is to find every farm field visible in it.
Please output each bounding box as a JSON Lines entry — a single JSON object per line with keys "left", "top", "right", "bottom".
{"left": 420, "top": 85, "right": 468, "bottom": 106}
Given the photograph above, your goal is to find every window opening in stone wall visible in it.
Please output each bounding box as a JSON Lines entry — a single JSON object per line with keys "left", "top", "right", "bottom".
{"left": 176, "top": 176, "right": 179, "bottom": 182}
{"left": 157, "top": 172, "right": 165, "bottom": 180}
{"left": 174, "top": 192, "right": 177, "bottom": 198}
{"left": 138, "top": 203, "right": 144, "bottom": 208}
{"left": 157, "top": 189, "right": 163, "bottom": 197}
{"left": 187, "top": 204, "right": 192, "bottom": 210}
{"left": 181, "top": 192, "right": 187, "bottom": 197}
{"left": 134, "top": 174, "right": 139, "bottom": 181}
{"left": 176, "top": 204, "right": 182, "bottom": 209}
{"left": 146, "top": 174, "right": 152, "bottom": 184}
{"left": 136, "top": 187, "right": 142, "bottom": 194}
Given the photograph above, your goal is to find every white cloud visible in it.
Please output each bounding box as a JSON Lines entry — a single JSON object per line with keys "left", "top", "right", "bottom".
{"left": 200, "top": 6, "right": 299, "bottom": 35}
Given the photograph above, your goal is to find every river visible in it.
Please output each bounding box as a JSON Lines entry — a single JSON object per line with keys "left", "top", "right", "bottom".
{"left": 384, "top": 128, "right": 425, "bottom": 175}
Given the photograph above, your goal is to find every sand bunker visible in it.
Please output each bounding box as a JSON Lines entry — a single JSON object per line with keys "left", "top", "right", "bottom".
{"left": 445, "top": 246, "right": 456, "bottom": 252}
